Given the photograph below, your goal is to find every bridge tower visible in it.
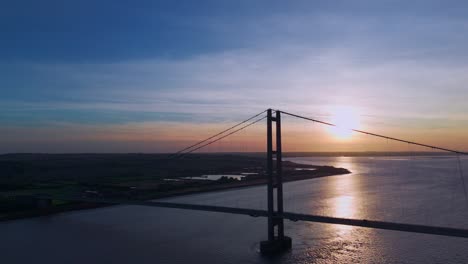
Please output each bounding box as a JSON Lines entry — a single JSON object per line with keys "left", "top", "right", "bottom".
{"left": 260, "top": 109, "right": 292, "bottom": 254}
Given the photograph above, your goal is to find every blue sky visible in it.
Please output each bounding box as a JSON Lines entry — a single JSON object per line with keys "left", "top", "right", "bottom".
{"left": 2, "top": 1, "right": 468, "bottom": 152}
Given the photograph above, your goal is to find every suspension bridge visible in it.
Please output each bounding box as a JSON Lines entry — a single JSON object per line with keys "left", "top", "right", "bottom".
{"left": 32, "top": 108, "right": 468, "bottom": 255}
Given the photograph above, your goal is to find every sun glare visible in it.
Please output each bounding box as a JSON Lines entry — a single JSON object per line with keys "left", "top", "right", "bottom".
{"left": 328, "top": 106, "right": 360, "bottom": 139}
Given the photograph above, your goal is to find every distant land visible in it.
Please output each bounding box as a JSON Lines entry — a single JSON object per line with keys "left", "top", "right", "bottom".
{"left": 0, "top": 153, "right": 353, "bottom": 220}
{"left": 0, "top": 151, "right": 456, "bottom": 221}
{"left": 0, "top": 151, "right": 452, "bottom": 157}
{"left": 281, "top": 151, "right": 454, "bottom": 157}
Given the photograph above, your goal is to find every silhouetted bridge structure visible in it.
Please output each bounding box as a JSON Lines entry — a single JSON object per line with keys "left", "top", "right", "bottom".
{"left": 29, "top": 109, "right": 468, "bottom": 254}
{"left": 36, "top": 195, "right": 468, "bottom": 239}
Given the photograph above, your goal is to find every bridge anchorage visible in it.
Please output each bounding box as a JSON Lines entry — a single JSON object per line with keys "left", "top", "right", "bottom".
{"left": 260, "top": 109, "right": 292, "bottom": 255}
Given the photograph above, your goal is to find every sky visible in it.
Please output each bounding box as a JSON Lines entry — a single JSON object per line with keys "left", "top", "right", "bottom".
{"left": 2, "top": 0, "right": 468, "bottom": 153}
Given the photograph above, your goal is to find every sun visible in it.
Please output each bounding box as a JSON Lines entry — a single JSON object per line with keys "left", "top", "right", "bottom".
{"left": 327, "top": 106, "right": 360, "bottom": 139}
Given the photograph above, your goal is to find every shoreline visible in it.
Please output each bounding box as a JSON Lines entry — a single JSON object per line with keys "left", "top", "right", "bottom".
{"left": 0, "top": 163, "right": 350, "bottom": 222}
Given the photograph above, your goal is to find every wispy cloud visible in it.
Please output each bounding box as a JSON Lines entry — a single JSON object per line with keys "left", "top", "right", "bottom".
{"left": 3, "top": 2, "right": 468, "bottom": 152}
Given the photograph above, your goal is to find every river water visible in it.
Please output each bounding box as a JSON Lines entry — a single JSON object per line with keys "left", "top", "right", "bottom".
{"left": 2, "top": 156, "right": 468, "bottom": 263}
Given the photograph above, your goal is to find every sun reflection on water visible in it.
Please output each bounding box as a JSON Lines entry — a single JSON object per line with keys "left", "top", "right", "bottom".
{"left": 328, "top": 156, "right": 360, "bottom": 234}
{"left": 333, "top": 156, "right": 356, "bottom": 175}
{"left": 333, "top": 195, "right": 355, "bottom": 218}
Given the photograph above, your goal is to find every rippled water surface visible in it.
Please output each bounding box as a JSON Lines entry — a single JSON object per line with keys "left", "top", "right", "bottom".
{"left": 2, "top": 156, "right": 468, "bottom": 263}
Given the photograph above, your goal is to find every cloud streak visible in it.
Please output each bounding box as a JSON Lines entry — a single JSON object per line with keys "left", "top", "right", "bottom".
{"left": 2, "top": 2, "right": 468, "bottom": 152}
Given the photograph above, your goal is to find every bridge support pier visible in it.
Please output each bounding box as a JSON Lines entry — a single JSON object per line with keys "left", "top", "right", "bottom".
{"left": 260, "top": 109, "right": 292, "bottom": 255}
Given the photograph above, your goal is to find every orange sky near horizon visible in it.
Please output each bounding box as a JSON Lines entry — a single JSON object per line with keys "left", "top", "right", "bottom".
{"left": 3, "top": 111, "right": 467, "bottom": 154}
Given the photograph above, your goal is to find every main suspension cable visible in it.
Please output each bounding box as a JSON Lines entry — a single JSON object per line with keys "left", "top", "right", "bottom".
{"left": 175, "top": 115, "right": 267, "bottom": 158}
{"left": 169, "top": 109, "right": 267, "bottom": 158}
{"left": 279, "top": 110, "right": 468, "bottom": 155}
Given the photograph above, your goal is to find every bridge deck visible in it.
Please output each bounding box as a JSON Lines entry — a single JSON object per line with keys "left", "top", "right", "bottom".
{"left": 36, "top": 195, "right": 468, "bottom": 239}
